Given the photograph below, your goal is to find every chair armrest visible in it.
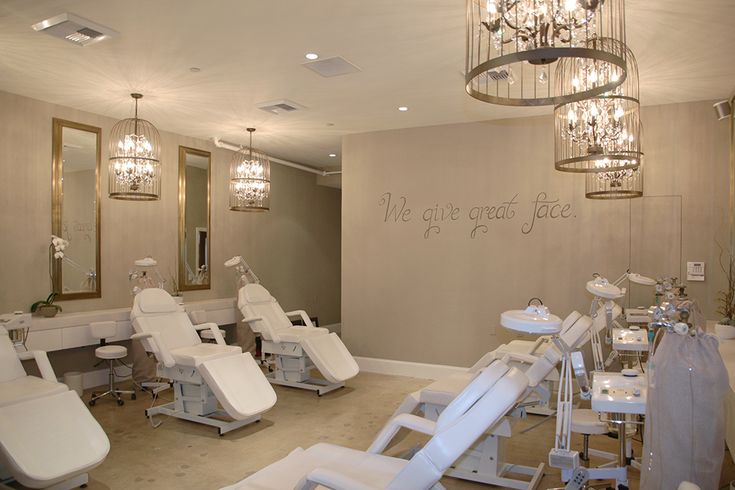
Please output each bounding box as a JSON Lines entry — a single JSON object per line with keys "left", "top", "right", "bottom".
{"left": 367, "top": 413, "right": 437, "bottom": 454}
{"left": 301, "top": 468, "right": 376, "bottom": 490}
{"left": 497, "top": 351, "right": 540, "bottom": 365}
{"left": 242, "top": 316, "right": 281, "bottom": 343}
{"left": 194, "top": 322, "right": 226, "bottom": 345}
{"left": 17, "top": 350, "right": 57, "bottom": 382}
{"left": 285, "top": 310, "right": 313, "bottom": 327}
{"left": 131, "top": 332, "right": 176, "bottom": 368}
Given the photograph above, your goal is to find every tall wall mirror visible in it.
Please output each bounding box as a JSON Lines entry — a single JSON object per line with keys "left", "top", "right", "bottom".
{"left": 52, "top": 118, "right": 102, "bottom": 299}
{"left": 179, "top": 146, "right": 211, "bottom": 290}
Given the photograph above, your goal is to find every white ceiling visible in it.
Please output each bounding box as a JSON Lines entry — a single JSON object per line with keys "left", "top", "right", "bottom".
{"left": 0, "top": 0, "right": 734, "bottom": 169}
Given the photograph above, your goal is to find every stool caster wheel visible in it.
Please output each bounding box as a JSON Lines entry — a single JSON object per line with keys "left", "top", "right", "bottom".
{"left": 131, "top": 393, "right": 137, "bottom": 401}
{"left": 88, "top": 399, "right": 96, "bottom": 407}
{"left": 117, "top": 399, "right": 124, "bottom": 406}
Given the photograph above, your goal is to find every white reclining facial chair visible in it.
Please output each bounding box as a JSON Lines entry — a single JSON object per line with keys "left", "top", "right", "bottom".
{"left": 379, "top": 312, "right": 595, "bottom": 490}
{"left": 0, "top": 327, "right": 110, "bottom": 490}
{"left": 131, "top": 288, "right": 277, "bottom": 435}
{"left": 222, "top": 360, "right": 529, "bottom": 490}
{"left": 238, "top": 284, "right": 359, "bottom": 396}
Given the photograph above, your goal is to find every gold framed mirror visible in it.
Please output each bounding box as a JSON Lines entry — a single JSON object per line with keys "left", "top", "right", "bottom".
{"left": 52, "top": 118, "right": 102, "bottom": 300}
{"left": 179, "top": 146, "right": 211, "bottom": 291}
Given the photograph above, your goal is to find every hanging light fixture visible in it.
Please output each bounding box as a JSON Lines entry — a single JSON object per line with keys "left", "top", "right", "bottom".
{"left": 108, "top": 93, "right": 161, "bottom": 200}
{"left": 585, "top": 165, "right": 642, "bottom": 199}
{"left": 465, "top": 0, "right": 627, "bottom": 106}
{"left": 554, "top": 38, "right": 641, "bottom": 179}
{"left": 229, "top": 128, "right": 270, "bottom": 212}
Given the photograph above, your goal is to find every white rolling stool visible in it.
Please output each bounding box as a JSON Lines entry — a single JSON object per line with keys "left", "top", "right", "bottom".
{"left": 89, "top": 321, "right": 135, "bottom": 407}
{"left": 189, "top": 310, "right": 226, "bottom": 343}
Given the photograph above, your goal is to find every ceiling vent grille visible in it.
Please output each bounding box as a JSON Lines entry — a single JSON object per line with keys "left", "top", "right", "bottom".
{"left": 32, "top": 13, "right": 118, "bottom": 46}
{"left": 256, "top": 99, "right": 306, "bottom": 115}
{"left": 302, "top": 56, "right": 361, "bottom": 78}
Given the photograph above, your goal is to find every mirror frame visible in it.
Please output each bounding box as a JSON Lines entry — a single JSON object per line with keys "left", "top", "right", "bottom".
{"left": 51, "top": 118, "right": 102, "bottom": 300}
{"left": 178, "top": 146, "right": 212, "bottom": 291}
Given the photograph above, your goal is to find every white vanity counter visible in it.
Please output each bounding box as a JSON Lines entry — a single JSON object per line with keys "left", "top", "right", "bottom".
{"left": 22, "top": 297, "right": 239, "bottom": 352}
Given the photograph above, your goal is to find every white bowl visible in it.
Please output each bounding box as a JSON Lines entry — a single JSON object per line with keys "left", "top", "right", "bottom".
{"left": 715, "top": 323, "right": 735, "bottom": 340}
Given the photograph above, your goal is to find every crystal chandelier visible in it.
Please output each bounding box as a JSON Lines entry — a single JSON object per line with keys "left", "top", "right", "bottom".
{"left": 229, "top": 128, "right": 270, "bottom": 212}
{"left": 108, "top": 93, "right": 161, "bottom": 200}
{"left": 554, "top": 38, "right": 641, "bottom": 176}
{"left": 465, "top": 0, "right": 627, "bottom": 106}
{"left": 585, "top": 165, "right": 642, "bottom": 199}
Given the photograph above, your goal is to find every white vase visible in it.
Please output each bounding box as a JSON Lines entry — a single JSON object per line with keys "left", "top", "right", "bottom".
{"left": 715, "top": 323, "right": 735, "bottom": 340}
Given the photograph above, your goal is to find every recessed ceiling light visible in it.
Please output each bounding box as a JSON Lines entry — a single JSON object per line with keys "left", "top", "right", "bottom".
{"left": 305, "top": 53, "right": 319, "bottom": 60}
{"left": 398, "top": 106, "right": 409, "bottom": 112}
{"left": 329, "top": 153, "right": 337, "bottom": 158}
{"left": 189, "top": 67, "right": 201, "bottom": 73}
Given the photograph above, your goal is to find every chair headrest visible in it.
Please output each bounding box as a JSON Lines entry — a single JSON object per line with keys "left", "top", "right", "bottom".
{"left": 136, "top": 288, "right": 178, "bottom": 314}
{"left": 240, "top": 283, "right": 272, "bottom": 304}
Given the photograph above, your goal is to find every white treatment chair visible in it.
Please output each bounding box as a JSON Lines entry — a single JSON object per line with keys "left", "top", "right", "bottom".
{"left": 222, "top": 360, "right": 529, "bottom": 490}
{"left": 238, "top": 284, "right": 359, "bottom": 396}
{"left": 0, "top": 327, "right": 66, "bottom": 408}
{"left": 131, "top": 288, "right": 277, "bottom": 435}
{"left": 0, "top": 327, "right": 110, "bottom": 489}
{"left": 380, "top": 312, "right": 595, "bottom": 490}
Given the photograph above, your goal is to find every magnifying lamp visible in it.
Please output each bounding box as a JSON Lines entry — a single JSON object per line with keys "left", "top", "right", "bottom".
{"left": 135, "top": 256, "right": 157, "bottom": 267}
{"left": 586, "top": 276, "right": 624, "bottom": 300}
{"left": 500, "top": 300, "right": 562, "bottom": 335}
{"left": 626, "top": 272, "right": 656, "bottom": 286}
{"left": 224, "top": 256, "right": 242, "bottom": 268}
{"left": 224, "top": 255, "right": 260, "bottom": 288}
{"left": 129, "top": 256, "right": 164, "bottom": 295}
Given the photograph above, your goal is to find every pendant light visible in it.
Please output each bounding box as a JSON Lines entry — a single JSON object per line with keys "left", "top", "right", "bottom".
{"left": 585, "top": 165, "right": 643, "bottom": 199}
{"left": 554, "top": 38, "right": 641, "bottom": 175}
{"left": 108, "top": 93, "right": 161, "bottom": 200}
{"left": 465, "top": 0, "right": 628, "bottom": 106}
{"left": 229, "top": 128, "right": 270, "bottom": 212}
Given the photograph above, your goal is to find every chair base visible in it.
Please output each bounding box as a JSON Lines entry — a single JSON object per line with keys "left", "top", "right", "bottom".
{"left": 89, "top": 388, "right": 135, "bottom": 406}
{"left": 447, "top": 463, "right": 544, "bottom": 490}
{"left": 89, "top": 358, "right": 135, "bottom": 406}
{"left": 266, "top": 372, "right": 344, "bottom": 396}
{"left": 445, "top": 420, "right": 544, "bottom": 490}
{"left": 145, "top": 402, "right": 260, "bottom": 436}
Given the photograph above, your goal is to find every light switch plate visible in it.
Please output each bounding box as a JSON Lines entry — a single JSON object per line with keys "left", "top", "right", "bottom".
{"left": 687, "top": 261, "right": 705, "bottom": 281}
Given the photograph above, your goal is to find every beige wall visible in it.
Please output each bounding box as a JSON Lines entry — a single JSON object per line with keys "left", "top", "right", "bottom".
{"left": 0, "top": 90, "right": 341, "bottom": 325}
{"left": 342, "top": 100, "right": 729, "bottom": 366}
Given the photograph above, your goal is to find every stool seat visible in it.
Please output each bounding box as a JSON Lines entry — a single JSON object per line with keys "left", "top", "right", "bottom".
{"left": 200, "top": 329, "right": 226, "bottom": 340}
{"left": 95, "top": 345, "right": 127, "bottom": 360}
{"left": 572, "top": 408, "right": 608, "bottom": 435}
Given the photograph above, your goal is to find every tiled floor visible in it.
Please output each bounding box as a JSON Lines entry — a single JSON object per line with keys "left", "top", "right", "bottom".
{"left": 24, "top": 371, "right": 735, "bottom": 489}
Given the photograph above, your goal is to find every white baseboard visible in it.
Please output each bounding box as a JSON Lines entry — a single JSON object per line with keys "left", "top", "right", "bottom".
{"left": 354, "top": 356, "right": 465, "bottom": 380}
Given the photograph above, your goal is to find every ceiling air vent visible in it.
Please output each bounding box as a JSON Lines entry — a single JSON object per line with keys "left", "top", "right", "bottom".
{"left": 303, "top": 56, "right": 361, "bottom": 78}
{"left": 32, "top": 13, "right": 118, "bottom": 47}
{"left": 256, "top": 99, "right": 306, "bottom": 115}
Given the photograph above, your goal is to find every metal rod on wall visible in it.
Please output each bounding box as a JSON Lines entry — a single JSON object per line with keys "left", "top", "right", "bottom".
{"left": 212, "top": 137, "right": 342, "bottom": 177}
